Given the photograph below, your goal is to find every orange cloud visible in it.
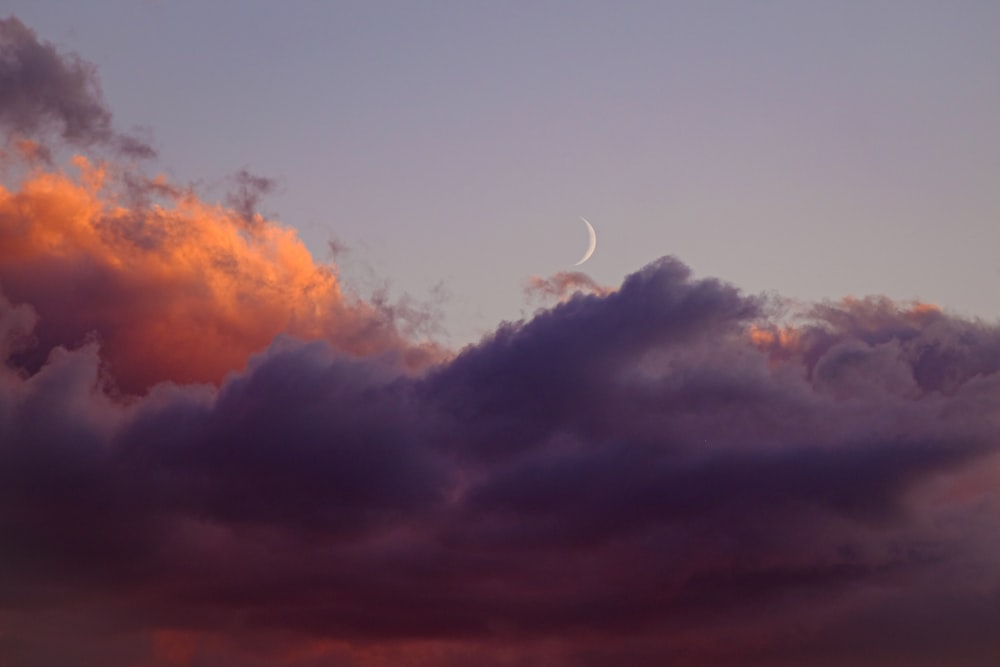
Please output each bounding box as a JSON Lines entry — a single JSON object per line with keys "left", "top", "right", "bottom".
{"left": 524, "top": 271, "right": 612, "bottom": 302}
{"left": 748, "top": 323, "right": 799, "bottom": 349}
{"left": 748, "top": 323, "right": 803, "bottom": 364}
{"left": 0, "top": 156, "right": 436, "bottom": 392}
{"left": 10, "top": 138, "right": 52, "bottom": 164}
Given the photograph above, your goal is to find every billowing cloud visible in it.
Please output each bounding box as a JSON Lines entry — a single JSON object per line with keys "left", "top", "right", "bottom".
{"left": 2, "top": 15, "right": 1000, "bottom": 667}
{"left": 0, "top": 157, "right": 436, "bottom": 391}
{"left": 3, "top": 251, "right": 1000, "bottom": 666}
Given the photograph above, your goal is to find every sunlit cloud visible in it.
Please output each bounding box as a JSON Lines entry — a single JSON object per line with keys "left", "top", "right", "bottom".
{"left": 0, "top": 157, "right": 437, "bottom": 391}
{"left": 524, "top": 270, "right": 613, "bottom": 302}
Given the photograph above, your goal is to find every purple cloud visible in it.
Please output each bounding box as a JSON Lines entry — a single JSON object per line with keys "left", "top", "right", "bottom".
{"left": 0, "top": 15, "right": 154, "bottom": 156}
{"left": 2, "top": 253, "right": 999, "bottom": 665}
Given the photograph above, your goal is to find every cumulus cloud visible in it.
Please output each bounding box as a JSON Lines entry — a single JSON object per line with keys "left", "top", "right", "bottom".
{"left": 2, "top": 15, "right": 1000, "bottom": 667}
{"left": 0, "top": 157, "right": 437, "bottom": 391}
{"left": 2, "top": 250, "right": 1000, "bottom": 666}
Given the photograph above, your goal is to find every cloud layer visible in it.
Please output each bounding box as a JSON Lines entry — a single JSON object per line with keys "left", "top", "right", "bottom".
{"left": 3, "top": 253, "right": 1000, "bottom": 666}
{"left": 2, "top": 15, "right": 999, "bottom": 667}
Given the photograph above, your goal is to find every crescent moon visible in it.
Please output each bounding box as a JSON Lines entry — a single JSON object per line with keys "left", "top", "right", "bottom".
{"left": 574, "top": 217, "right": 597, "bottom": 266}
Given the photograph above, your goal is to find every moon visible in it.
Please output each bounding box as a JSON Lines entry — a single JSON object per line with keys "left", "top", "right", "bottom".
{"left": 574, "top": 217, "right": 597, "bottom": 266}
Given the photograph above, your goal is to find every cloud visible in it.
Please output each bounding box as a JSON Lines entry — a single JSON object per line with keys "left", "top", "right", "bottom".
{"left": 2, "top": 249, "right": 1000, "bottom": 665}
{"left": 0, "top": 15, "right": 155, "bottom": 157}
{"left": 2, "top": 15, "right": 1000, "bottom": 667}
{"left": 525, "top": 271, "right": 612, "bottom": 302}
{"left": 225, "top": 169, "right": 277, "bottom": 224}
{"left": 0, "top": 157, "right": 437, "bottom": 392}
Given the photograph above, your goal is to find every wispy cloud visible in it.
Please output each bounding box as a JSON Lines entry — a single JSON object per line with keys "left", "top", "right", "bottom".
{"left": 0, "top": 16, "right": 154, "bottom": 157}
{"left": 525, "top": 270, "right": 612, "bottom": 302}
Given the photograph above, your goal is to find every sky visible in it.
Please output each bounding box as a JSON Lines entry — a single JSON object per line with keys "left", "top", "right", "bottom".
{"left": 5, "top": 1, "right": 1000, "bottom": 343}
{"left": 1, "top": 3, "right": 1000, "bottom": 666}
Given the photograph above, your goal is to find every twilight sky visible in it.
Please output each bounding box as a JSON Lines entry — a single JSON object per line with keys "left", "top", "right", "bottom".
{"left": 2, "top": 4, "right": 1000, "bottom": 667}
{"left": 5, "top": 1, "right": 1000, "bottom": 342}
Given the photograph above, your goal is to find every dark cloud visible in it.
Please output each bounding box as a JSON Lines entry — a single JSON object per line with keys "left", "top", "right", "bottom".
{"left": 225, "top": 168, "right": 277, "bottom": 224}
{"left": 0, "top": 16, "right": 154, "bottom": 157}
{"left": 2, "top": 15, "right": 999, "bottom": 665}
{"left": 115, "top": 130, "right": 157, "bottom": 159}
{"left": 428, "top": 258, "right": 760, "bottom": 460}
{"left": 2, "top": 254, "right": 1000, "bottom": 665}
{"left": 119, "top": 338, "right": 448, "bottom": 534}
